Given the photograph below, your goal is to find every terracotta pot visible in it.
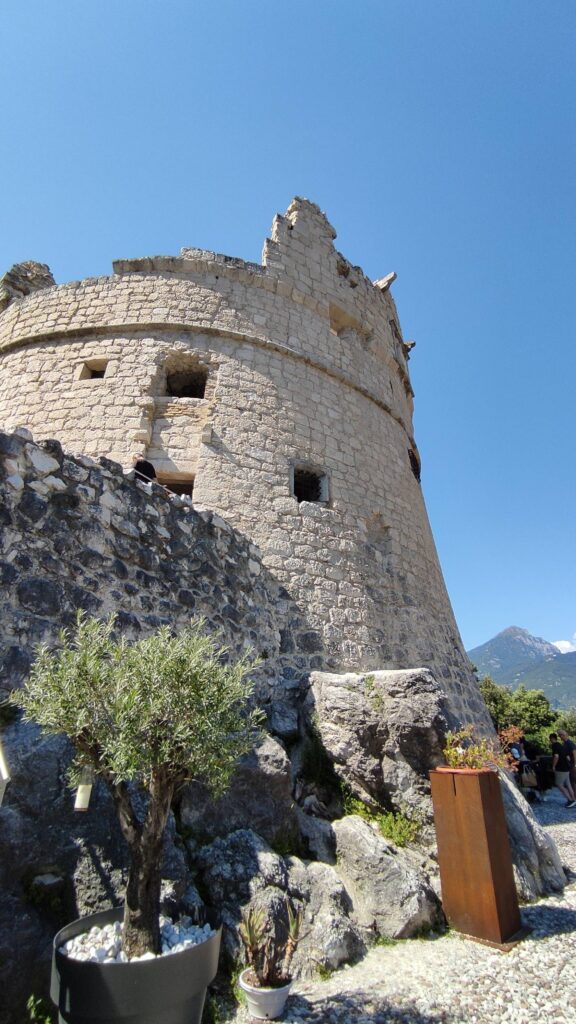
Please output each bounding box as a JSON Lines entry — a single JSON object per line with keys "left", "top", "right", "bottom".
{"left": 238, "top": 968, "right": 292, "bottom": 1020}
{"left": 51, "top": 907, "right": 221, "bottom": 1024}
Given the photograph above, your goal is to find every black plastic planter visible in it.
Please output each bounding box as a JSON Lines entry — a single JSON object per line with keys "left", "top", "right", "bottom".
{"left": 50, "top": 907, "right": 221, "bottom": 1024}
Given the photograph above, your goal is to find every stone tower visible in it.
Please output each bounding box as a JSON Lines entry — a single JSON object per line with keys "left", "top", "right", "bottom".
{"left": 0, "top": 198, "right": 487, "bottom": 724}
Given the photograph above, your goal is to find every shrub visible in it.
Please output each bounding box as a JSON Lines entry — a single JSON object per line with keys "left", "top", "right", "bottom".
{"left": 12, "top": 613, "right": 263, "bottom": 957}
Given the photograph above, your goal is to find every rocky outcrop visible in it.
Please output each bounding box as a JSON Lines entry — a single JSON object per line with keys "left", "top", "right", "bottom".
{"left": 499, "top": 771, "right": 566, "bottom": 898}
{"left": 306, "top": 668, "right": 567, "bottom": 903}
{"left": 193, "top": 820, "right": 442, "bottom": 977}
{"left": 331, "top": 816, "right": 443, "bottom": 939}
{"left": 307, "top": 668, "right": 450, "bottom": 817}
{"left": 179, "top": 734, "right": 298, "bottom": 847}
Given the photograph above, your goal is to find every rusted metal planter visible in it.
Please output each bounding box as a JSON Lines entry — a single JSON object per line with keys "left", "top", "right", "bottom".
{"left": 429, "top": 767, "right": 524, "bottom": 949}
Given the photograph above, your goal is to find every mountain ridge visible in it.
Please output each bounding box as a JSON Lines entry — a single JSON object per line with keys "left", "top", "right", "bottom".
{"left": 467, "top": 626, "right": 576, "bottom": 709}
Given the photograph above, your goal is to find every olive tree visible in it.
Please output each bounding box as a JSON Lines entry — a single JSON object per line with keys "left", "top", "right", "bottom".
{"left": 12, "top": 614, "right": 263, "bottom": 957}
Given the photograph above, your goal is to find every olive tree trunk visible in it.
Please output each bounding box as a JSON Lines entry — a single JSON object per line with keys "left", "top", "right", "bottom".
{"left": 107, "top": 772, "right": 175, "bottom": 958}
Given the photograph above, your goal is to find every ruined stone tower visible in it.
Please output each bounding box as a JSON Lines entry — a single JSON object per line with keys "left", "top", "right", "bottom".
{"left": 0, "top": 198, "right": 486, "bottom": 724}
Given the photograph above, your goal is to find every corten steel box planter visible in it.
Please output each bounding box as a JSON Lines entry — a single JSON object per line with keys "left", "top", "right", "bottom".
{"left": 429, "top": 768, "right": 523, "bottom": 948}
{"left": 51, "top": 907, "right": 222, "bottom": 1024}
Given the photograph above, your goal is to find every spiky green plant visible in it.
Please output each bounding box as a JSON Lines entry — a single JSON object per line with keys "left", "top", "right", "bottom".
{"left": 238, "top": 900, "right": 303, "bottom": 988}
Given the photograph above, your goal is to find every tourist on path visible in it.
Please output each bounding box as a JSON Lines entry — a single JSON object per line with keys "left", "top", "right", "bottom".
{"left": 550, "top": 732, "right": 576, "bottom": 807}
{"left": 559, "top": 728, "right": 576, "bottom": 797}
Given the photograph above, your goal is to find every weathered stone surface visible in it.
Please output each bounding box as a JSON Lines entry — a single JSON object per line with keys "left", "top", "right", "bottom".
{"left": 0, "top": 261, "right": 55, "bottom": 312}
{"left": 287, "top": 858, "right": 365, "bottom": 975}
{"left": 194, "top": 828, "right": 288, "bottom": 961}
{"left": 0, "top": 431, "right": 315, "bottom": 705}
{"left": 499, "top": 770, "right": 566, "bottom": 899}
{"left": 307, "top": 668, "right": 450, "bottom": 817}
{"left": 180, "top": 734, "right": 298, "bottom": 846}
{"left": 331, "top": 816, "right": 443, "bottom": 939}
{"left": 196, "top": 829, "right": 364, "bottom": 975}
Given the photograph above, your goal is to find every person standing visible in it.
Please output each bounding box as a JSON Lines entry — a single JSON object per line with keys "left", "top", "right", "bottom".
{"left": 549, "top": 733, "right": 576, "bottom": 807}
{"left": 559, "top": 729, "right": 576, "bottom": 798}
{"left": 132, "top": 453, "right": 157, "bottom": 484}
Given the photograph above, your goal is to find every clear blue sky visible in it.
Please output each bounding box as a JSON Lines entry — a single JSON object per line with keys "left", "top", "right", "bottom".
{"left": 1, "top": 1, "right": 574, "bottom": 652}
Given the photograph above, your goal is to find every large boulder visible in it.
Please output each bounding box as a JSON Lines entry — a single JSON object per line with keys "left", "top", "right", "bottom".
{"left": 286, "top": 858, "right": 365, "bottom": 975}
{"left": 195, "top": 829, "right": 364, "bottom": 975}
{"left": 331, "top": 815, "right": 443, "bottom": 939}
{"left": 307, "top": 668, "right": 449, "bottom": 816}
{"left": 180, "top": 734, "right": 298, "bottom": 847}
{"left": 499, "top": 771, "right": 566, "bottom": 899}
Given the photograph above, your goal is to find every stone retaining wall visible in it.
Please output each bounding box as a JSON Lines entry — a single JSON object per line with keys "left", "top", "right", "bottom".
{"left": 0, "top": 429, "right": 319, "bottom": 736}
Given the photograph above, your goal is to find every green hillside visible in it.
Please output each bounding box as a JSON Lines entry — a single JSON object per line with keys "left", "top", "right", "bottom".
{"left": 468, "top": 627, "right": 576, "bottom": 709}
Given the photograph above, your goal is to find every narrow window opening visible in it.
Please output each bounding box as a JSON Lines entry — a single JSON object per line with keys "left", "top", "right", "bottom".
{"left": 408, "top": 448, "right": 421, "bottom": 483}
{"left": 166, "top": 367, "right": 207, "bottom": 398}
{"left": 79, "top": 359, "right": 108, "bottom": 380}
{"left": 292, "top": 466, "right": 328, "bottom": 504}
{"left": 158, "top": 476, "right": 194, "bottom": 497}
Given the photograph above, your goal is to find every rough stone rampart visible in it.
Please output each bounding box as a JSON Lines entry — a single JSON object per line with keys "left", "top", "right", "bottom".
{"left": 0, "top": 429, "right": 302, "bottom": 713}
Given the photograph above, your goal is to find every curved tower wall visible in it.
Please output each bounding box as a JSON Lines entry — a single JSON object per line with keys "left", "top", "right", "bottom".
{"left": 0, "top": 198, "right": 486, "bottom": 723}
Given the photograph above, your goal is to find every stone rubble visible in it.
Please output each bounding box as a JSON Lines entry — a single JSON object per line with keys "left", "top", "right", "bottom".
{"left": 227, "top": 794, "right": 576, "bottom": 1024}
{"left": 61, "top": 914, "right": 215, "bottom": 963}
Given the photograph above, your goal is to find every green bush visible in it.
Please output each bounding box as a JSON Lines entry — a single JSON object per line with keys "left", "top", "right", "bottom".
{"left": 26, "top": 995, "right": 54, "bottom": 1024}
{"left": 377, "top": 810, "right": 420, "bottom": 847}
{"left": 341, "top": 787, "right": 420, "bottom": 847}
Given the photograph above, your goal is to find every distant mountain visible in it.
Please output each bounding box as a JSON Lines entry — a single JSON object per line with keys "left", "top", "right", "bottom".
{"left": 467, "top": 626, "right": 576, "bottom": 709}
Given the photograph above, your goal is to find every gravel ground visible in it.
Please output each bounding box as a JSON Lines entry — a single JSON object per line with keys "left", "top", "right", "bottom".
{"left": 227, "top": 793, "right": 576, "bottom": 1024}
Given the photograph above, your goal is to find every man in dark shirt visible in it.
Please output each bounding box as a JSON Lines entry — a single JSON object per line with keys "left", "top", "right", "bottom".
{"left": 559, "top": 729, "right": 576, "bottom": 798}
{"left": 132, "top": 454, "right": 157, "bottom": 484}
{"left": 550, "top": 733, "right": 576, "bottom": 807}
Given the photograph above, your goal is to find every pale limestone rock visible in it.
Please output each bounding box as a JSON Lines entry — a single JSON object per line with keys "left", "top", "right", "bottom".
{"left": 331, "top": 815, "right": 443, "bottom": 939}
{"left": 26, "top": 447, "right": 60, "bottom": 476}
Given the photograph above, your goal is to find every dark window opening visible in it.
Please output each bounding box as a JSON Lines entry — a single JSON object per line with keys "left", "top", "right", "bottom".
{"left": 166, "top": 367, "right": 207, "bottom": 398}
{"left": 293, "top": 467, "right": 328, "bottom": 504}
{"left": 408, "top": 448, "right": 421, "bottom": 483}
{"left": 80, "top": 359, "right": 108, "bottom": 380}
{"left": 159, "top": 476, "right": 194, "bottom": 497}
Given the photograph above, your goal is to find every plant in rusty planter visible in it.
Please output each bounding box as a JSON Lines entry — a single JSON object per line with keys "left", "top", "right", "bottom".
{"left": 12, "top": 613, "right": 263, "bottom": 1024}
{"left": 238, "top": 901, "right": 304, "bottom": 1020}
{"left": 429, "top": 726, "right": 526, "bottom": 949}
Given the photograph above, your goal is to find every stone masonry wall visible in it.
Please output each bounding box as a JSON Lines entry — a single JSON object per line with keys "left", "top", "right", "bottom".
{"left": 0, "top": 429, "right": 319, "bottom": 726}
{"left": 0, "top": 198, "right": 490, "bottom": 727}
